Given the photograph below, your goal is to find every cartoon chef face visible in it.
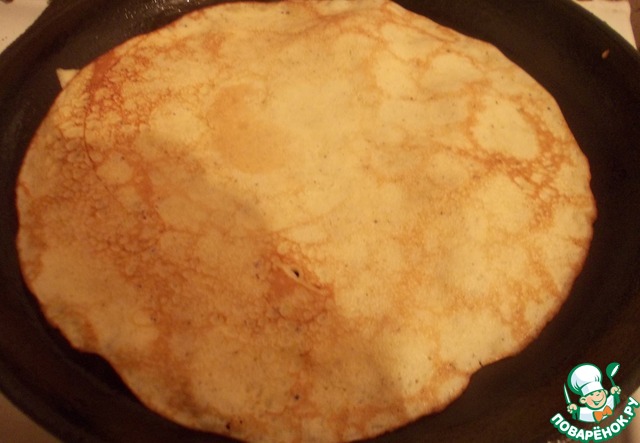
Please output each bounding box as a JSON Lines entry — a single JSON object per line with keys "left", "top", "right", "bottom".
{"left": 580, "top": 388, "right": 608, "bottom": 410}
{"left": 568, "top": 364, "right": 609, "bottom": 410}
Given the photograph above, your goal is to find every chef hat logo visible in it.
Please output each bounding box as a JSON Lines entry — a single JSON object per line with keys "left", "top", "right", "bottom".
{"left": 568, "top": 363, "right": 604, "bottom": 396}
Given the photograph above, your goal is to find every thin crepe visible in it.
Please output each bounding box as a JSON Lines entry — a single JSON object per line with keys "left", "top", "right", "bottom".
{"left": 16, "top": 1, "right": 597, "bottom": 441}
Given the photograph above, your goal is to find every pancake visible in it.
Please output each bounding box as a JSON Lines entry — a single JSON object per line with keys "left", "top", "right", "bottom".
{"left": 15, "top": 0, "right": 597, "bottom": 441}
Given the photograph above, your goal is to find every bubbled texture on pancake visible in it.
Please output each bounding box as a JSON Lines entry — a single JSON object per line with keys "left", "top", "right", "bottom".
{"left": 16, "top": 1, "right": 596, "bottom": 441}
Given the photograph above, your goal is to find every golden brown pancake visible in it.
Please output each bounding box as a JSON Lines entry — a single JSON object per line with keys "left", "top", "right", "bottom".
{"left": 16, "top": 0, "right": 596, "bottom": 441}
